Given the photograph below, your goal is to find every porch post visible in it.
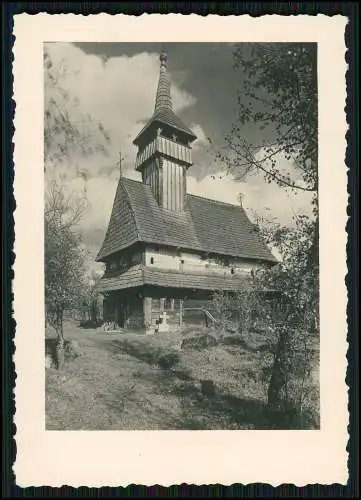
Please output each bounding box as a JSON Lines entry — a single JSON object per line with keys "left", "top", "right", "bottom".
{"left": 179, "top": 298, "right": 183, "bottom": 328}
{"left": 144, "top": 297, "right": 152, "bottom": 328}
{"left": 102, "top": 297, "right": 108, "bottom": 321}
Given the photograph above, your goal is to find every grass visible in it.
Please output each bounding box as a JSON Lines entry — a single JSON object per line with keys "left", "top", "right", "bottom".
{"left": 45, "top": 320, "right": 319, "bottom": 430}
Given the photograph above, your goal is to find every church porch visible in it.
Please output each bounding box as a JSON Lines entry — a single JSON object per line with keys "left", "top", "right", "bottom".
{"left": 102, "top": 285, "right": 216, "bottom": 333}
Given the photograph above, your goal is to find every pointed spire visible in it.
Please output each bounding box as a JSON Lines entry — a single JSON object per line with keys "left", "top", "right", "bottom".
{"left": 154, "top": 50, "right": 172, "bottom": 112}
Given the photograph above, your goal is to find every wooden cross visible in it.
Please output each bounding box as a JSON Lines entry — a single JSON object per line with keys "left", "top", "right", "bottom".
{"left": 117, "top": 151, "right": 125, "bottom": 176}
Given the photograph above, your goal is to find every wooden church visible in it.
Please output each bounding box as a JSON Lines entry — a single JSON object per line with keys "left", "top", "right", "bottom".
{"left": 96, "top": 51, "right": 276, "bottom": 331}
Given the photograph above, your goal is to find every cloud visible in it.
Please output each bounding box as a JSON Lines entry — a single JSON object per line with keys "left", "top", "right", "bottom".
{"left": 45, "top": 42, "right": 198, "bottom": 178}
{"left": 190, "top": 123, "right": 209, "bottom": 149}
{"left": 187, "top": 173, "right": 243, "bottom": 205}
{"left": 187, "top": 150, "right": 314, "bottom": 226}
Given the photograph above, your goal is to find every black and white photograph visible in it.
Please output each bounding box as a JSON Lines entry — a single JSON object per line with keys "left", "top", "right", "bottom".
{"left": 12, "top": 13, "right": 348, "bottom": 487}
{"left": 44, "top": 41, "right": 320, "bottom": 431}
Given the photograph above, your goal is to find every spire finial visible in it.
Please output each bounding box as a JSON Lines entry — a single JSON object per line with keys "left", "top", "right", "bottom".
{"left": 155, "top": 48, "right": 172, "bottom": 112}
{"left": 160, "top": 50, "right": 167, "bottom": 69}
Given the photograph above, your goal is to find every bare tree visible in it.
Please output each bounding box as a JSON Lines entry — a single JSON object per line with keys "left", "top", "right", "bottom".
{"left": 44, "top": 46, "right": 111, "bottom": 174}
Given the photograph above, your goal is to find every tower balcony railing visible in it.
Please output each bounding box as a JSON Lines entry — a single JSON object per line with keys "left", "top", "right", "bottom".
{"left": 135, "top": 136, "right": 192, "bottom": 169}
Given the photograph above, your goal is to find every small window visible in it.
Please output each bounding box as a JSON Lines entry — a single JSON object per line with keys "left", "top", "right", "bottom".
{"left": 150, "top": 257, "right": 154, "bottom": 265}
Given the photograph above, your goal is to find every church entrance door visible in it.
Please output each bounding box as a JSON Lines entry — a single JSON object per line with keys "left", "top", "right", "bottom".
{"left": 116, "top": 303, "right": 126, "bottom": 328}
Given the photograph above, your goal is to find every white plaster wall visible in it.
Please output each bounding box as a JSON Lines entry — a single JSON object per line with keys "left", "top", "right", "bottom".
{"left": 145, "top": 249, "right": 179, "bottom": 270}
{"left": 145, "top": 248, "right": 260, "bottom": 275}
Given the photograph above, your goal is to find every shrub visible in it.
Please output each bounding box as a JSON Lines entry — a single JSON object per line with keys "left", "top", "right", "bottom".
{"left": 181, "top": 333, "right": 218, "bottom": 350}
{"left": 157, "top": 352, "right": 181, "bottom": 369}
{"left": 211, "top": 280, "right": 319, "bottom": 430}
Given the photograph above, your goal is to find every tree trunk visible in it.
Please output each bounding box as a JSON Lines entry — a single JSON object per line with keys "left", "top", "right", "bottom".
{"left": 91, "top": 299, "right": 98, "bottom": 323}
{"left": 308, "top": 216, "right": 319, "bottom": 269}
{"left": 267, "top": 327, "right": 288, "bottom": 410}
{"left": 55, "top": 307, "right": 65, "bottom": 370}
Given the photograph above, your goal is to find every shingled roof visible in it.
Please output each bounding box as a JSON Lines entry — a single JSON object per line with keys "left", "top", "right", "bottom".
{"left": 96, "top": 177, "right": 277, "bottom": 264}
{"left": 97, "top": 264, "right": 254, "bottom": 293}
{"left": 133, "top": 50, "right": 196, "bottom": 144}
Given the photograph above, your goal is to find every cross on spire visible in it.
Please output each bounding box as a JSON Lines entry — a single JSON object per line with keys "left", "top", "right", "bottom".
{"left": 117, "top": 151, "right": 125, "bottom": 176}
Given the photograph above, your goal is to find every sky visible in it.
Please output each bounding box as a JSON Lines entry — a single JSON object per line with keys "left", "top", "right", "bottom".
{"left": 44, "top": 42, "right": 314, "bottom": 268}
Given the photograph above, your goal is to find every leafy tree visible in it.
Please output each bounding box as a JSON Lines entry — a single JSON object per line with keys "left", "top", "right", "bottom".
{"left": 211, "top": 214, "right": 319, "bottom": 428}
{"left": 76, "top": 270, "right": 103, "bottom": 324}
{"left": 253, "top": 211, "right": 318, "bottom": 326}
{"left": 218, "top": 43, "right": 319, "bottom": 267}
{"left": 242, "top": 214, "right": 319, "bottom": 428}
{"left": 211, "top": 43, "right": 319, "bottom": 427}
{"left": 45, "top": 180, "right": 89, "bottom": 368}
{"left": 222, "top": 43, "right": 317, "bottom": 194}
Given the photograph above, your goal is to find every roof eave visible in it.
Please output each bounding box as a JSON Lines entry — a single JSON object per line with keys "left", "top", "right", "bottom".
{"left": 96, "top": 238, "right": 144, "bottom": 262}
{"left": 133, "top": 116, "right": 197, "bottom": 145}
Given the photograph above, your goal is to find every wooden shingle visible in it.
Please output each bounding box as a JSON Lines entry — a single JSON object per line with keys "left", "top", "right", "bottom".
{"left": 96, "top": 177, "right": 277, "bottom": 264}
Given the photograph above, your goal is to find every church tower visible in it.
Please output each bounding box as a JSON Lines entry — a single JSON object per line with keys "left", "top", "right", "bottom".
{"left": 133, "top": 51, "right": 197, "bottom": 213}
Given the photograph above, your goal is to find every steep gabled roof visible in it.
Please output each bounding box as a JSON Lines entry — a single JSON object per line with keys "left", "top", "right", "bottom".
{"left": 95, "top": 179, "right": 140, "bottom": 260}
{"left": 96, "top": 177, "right": 277, "bottom": 264}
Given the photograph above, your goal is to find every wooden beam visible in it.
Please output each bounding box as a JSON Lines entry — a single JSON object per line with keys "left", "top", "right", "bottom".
{"left": 179, "top": 298, "right": 183, "bottom": 328}
{"left": 143, "top": 297, "right": 152, "bottom": 327}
